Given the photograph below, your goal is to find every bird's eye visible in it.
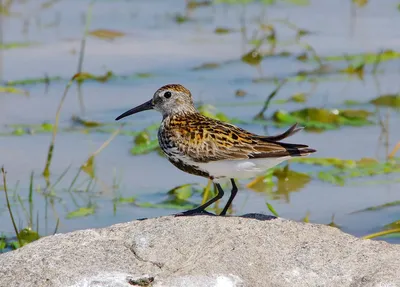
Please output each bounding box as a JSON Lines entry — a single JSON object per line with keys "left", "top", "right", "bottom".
{"left": 164, "top": 91, "right": 172, "bottom": 99}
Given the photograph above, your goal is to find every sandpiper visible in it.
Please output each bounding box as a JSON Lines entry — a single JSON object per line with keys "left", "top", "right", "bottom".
{"left": 115, "top": 84, "right": 316, "bottom": 216}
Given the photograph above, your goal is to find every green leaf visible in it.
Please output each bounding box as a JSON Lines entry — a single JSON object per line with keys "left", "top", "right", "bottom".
{"left": 350, "top": 200, "right": 400, "bottom": 214}
{"left": 72, "top": 116, "right": 103, "bottom": 128}
{"left": 282, "top": 0, "right": 309, "bottom": 5}
{"left": 88, "top": 29, "right": 126, "bottom": 40}
{"left": 0, "top": 86, "right": 29, "bottom": 96}
{"left": 261, "top": 0, "right": 276, "bottom": 5}
{"left": 0, "top": 239, "right": 6, "bottom": 250}
{"left": 18, "top": 228, "right": 40, "bottom": 243}
{"left": 167, "top": 184, "right": 195, "bottom": 201}
{"left": 241, "top": 49, "right": 262, "bottom": 66}
{"left": 214, "top": 27, "right": 234, "bottom": 34}
{"left": 370, "top": 94, "right": 400, "bottom": 107}
{"left": 66, "top": 207, "right": 95, "bottom": 219}
{"left": 114, "top": 196, "right": 136, "bottom": 204}
{"left": 131, "top": 139, "right": 159, "bottom": 155}
{"left": 192, "top": 62, "right": 220, "bottom": 70}
{"left": 136, "top": 202, "right": 196, "bottom": 210}
{"left": 266, "top": 202, "right": 279, "bottom": 217}
{"left": 384, "top": 220, "right": 400, "bottom": 230}
{"left": 317, "top": 171, "right": 345, "bottom": 186}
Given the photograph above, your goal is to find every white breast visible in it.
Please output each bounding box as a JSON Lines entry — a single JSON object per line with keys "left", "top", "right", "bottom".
{"left": 196, "top": 157, "right": 290, "bottom": 182}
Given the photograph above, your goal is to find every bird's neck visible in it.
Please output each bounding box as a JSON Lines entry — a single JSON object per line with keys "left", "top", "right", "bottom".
{"left": 162, "top": 107, "right": 198, "bottom": 120}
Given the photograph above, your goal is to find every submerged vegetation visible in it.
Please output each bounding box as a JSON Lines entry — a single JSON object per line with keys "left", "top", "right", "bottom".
{"left": 1, "top": 0, "right": 400, "bottom": 252}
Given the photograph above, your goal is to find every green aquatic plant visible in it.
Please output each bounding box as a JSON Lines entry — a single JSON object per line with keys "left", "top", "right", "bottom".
{"left": 71, "top": 116, "right": 104, "bottom": 128}
{"left": 88, "top": 29, "right": 126, "bottom": 40}
{"left": 0, "top": 86, "right": 28, "bottom": 96}
{"left": 370, "top": 94, "right": 400, "bottom": 107}
{"left": 293, "top": 157, "right": 400, "bottom": 186}
{"left": 1, "top": 167, "right": 22, "bottom": 247}
{"left": 0, "top": 42, "right": 34, "bottom": 49}
{"left": 186, "top": 0, "right": 212, "bottom": 9}
{"left": 272, "top": 107, "right": 374, "bottom": 131}
{"left": 241, "top": 49, "right": 263, "bottom": 66}
{"left": 321, "top": 50, "right": 400, "bottom": 64}
{"left": 66, "top": 206, "right": 96, "bottom": 219}
{"left": 214, "top": 27, "right": 235, "bottom": 34}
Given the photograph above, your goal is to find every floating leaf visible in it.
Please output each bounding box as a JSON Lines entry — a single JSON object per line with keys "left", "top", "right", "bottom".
{"left": 0, "top": 86, "right": 28, "bottom": 96}
{"left": 214, "top": 27, "right": 234, "bottom": 34}
{"left": 272, "top": 107, "right": 373, "bottom": 131}
{"left": 317, "top": 171, "right": 345, "bottom": 186}
{"left": 72, "top": 116, "right": 103, "bottom": 128}
{"left": 290, "top": 93, "right": 307, "bottom": 103}
{"left": 5, "top": 76, "right": 63, "bottom": 86}
{"left": 136, "top": 201, "right": 195, "bottom": 210}
{"left": 167, "top": 184, "right": 195, "bottom": 201}
{"left": 215, "top": 0, "right": 253, "bottom": 4}
{"left": 114, "top": 196, "right": 136, "bottom": 204}
{"left": 370, "top": 94, "right": 400, "bottom": 107}
{"left": 174, "top": 14, "right": 190, "bottom": 24}
{"left": 235, "top": 89, "right": 247, "bottom": 97}
{"left": 241, "top": 49, "right": 262, "bottom": 66}
{"left": 283, "top": 0, "right": 310, "bottom": 5}
{"left": 187, "top": 1, "right": 212, "bottom": 9}
{"left": 292, "top": 157, "right": 357, "bottom": 169}
{"left": 340, "top": 63, "right": 364, "bottom": 79}
{"left": 131, "top": 139, "right": 159, "bottom": 155}
{"left": 12, "top": 128, "right": 26, "bottom": 136}
{"left": 72, "top": 71, "right": 113, "bottom": 83}
{"left": 261, "top": 0, "right": 276, "bottom": 5}
{"left": 66, "top": 206, "right": 95, "bottom": 219}
{"left": 136, "top": 73, "right": 153, "bottom": 78}
{"left": 0, "top": 42, "right": 33, "bottom": 49}
{"left": 322, "top": 50, "right": 400, "bottom": 64}
{"left": 192, "top": 62, "right": 220, "bottom": 70}
{"left": 88, "top": 29, "right": 126, "bottom": 40}
{"left": 353, "top": 0, "right": 368, "bottom": 7}
{"left": 42, "top": 123, "right": 53, "bottom": 131}
{"left": 343, "top": 100, "right": 363, "bottom": 106}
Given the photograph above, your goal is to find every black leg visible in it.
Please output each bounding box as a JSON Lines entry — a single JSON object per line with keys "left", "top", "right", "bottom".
{"left": 177, "top": 183, "right": 225, "bottom": 216}
{"left": 219, "top": 179, "right": 238, "bottom": 216}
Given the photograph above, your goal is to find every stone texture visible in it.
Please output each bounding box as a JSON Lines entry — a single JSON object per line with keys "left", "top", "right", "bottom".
{"left": 0, "top": 214, "right": 399, "bottom": 287}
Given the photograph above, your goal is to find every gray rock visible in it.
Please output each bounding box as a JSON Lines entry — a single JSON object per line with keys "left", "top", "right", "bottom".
{"left": 0, "top": 214, "right": 399, "bottom": 287}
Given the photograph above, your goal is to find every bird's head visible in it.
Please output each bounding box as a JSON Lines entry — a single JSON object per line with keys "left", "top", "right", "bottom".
{"left": 115, "top": 84, "right": 196, "bottom": 121}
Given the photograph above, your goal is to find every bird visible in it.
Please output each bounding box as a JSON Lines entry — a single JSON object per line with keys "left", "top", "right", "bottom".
{"left": 115, "top": 84, "right": 316, "bottom": 216}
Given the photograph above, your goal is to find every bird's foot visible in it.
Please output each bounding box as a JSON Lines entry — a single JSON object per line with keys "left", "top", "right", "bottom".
{"left": 174, "top": 208, "right": 216, "bottom": 217}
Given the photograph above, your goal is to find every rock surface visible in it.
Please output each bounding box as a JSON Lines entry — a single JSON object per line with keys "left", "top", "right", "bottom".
{"left": 0, "top": 214, "right": 400, "bottom": 287}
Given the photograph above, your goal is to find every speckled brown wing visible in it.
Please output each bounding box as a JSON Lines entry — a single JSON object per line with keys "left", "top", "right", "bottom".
{"left": 162, "top": 113, "right": 316, "bottom": 163}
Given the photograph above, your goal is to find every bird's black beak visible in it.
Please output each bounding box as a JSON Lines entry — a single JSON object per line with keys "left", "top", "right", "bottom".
{"left": 115, "top": 99, "right": 154, "bottom": 121}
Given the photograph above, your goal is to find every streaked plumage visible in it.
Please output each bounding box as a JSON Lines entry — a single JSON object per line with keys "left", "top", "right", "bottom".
{"left": 115, "top": 84, "right": 316, "bottom": 216}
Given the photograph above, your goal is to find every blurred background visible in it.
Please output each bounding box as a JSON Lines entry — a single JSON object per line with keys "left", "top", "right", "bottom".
{"left": 1, "top": 0, "right": 400, "bottom": 251}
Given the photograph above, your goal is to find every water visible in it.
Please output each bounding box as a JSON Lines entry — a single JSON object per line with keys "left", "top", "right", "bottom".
{"left": 1, "top": 0, "right": 400, "bottom": 248}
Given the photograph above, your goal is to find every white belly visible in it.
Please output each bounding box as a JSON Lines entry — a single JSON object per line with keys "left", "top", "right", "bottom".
{"left": 197, "top": 157, "right": 290, "bottom": 182}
